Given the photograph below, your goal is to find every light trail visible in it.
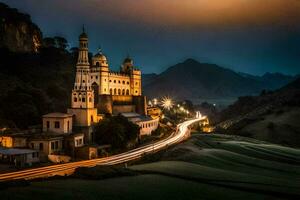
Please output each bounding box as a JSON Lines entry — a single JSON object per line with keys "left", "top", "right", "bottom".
{"left": 0, "top": 117, "right": 204, "bottom": 182}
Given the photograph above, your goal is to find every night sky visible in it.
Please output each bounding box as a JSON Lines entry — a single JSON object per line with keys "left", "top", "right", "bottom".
{"left": 2, "top": 0, "right": 300, "bottom": 75}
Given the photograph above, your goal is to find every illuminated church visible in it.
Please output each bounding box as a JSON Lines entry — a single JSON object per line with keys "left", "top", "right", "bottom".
{"left": 67, "top": 28, "right": 156, "bottom": 135}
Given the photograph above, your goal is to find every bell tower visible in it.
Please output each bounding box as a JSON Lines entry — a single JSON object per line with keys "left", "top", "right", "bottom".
{"left": 68, "top": 27, "right": 98, "bottom": 129}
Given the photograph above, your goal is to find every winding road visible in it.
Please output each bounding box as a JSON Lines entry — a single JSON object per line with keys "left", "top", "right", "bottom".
{"left": 0, "top": 117, "right": 204, "bottom": 182}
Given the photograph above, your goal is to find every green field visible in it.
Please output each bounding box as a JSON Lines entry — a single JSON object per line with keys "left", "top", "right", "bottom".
{"left": 1, "top": 134, "right": 300, "bottom": 200}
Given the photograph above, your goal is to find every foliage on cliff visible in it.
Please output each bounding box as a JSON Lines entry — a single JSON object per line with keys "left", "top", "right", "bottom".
{"left": 0, "top": 3, "right": 42, "bottom": 53}
{"left": 0, "top": 46, "right": 76, "bottom": 129}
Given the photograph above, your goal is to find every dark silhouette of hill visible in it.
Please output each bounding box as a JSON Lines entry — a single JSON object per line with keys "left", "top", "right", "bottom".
{"left": 216, "top": 78, "right": 300, "bottom": 147}
{"left": 143, "top": 59, "right": 296, "bottom": 101}
{"left": 0, "top": 3, "right": 76, "bottom": 129}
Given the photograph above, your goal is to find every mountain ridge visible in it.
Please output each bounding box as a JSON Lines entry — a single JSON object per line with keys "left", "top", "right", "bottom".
{"left": 143, "top": 59, "right": 297, "bottom": 102}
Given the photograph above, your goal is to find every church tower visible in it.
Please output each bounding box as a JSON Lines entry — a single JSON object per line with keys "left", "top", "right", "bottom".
{"left": 68, "top": 27, "right": 98, "bottom": 128}
{"left": 92, "top": 49, "right": 110, "bottom": 95}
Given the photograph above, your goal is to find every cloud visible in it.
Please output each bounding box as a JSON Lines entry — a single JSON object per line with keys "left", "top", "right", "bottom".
{"left": 85, "top": 0, "right": 300, "bottom": 29}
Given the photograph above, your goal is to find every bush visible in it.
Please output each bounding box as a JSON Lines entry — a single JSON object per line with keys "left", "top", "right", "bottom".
{"left": 94, "top": 115, "right": 140, "bottom": 151}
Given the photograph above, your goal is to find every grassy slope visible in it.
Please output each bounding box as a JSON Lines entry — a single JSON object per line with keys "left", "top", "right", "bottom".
{"left": 240, "top": 107, "right": 300, "bottom": 147}
{"left": 1, "top": 134, "right": 300, "bottom": 200}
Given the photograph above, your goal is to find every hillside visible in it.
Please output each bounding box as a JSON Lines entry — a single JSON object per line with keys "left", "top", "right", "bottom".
{"left": 0, "top": 3, "right": 42, "bottom": 53}
{"left": 216, "top": 78, "right": 300, "bottom": 147}
{"left": 143, "top": 59, "right": 296, "bottom": 102}
{"left": 0, "top": 3, "right": 76, "bottom": 129}
{"left": 2, "top": 134, "right": 299, "bottom": 199}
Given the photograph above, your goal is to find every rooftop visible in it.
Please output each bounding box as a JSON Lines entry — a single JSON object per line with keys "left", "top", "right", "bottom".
{"left": 0, "top": 148, "right": 38, "bottom": 155}
{"left": 43, "top": 113, "right": 73, "bottom": 118}
{"left": 121, "top": 112, "right": 153, "bottom": 123}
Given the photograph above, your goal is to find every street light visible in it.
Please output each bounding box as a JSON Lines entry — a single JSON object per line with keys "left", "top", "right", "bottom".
{"left": 161, "top": 97, "right": 174, "bottom": 110}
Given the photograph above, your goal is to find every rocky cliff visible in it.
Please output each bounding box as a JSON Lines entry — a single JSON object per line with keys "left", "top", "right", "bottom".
{"left": 0, "top": 3, "right": 42, "bottom": 53}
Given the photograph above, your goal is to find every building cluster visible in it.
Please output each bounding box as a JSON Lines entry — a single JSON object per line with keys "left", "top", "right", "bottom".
{"left": 0, "top": 29, "right": 159, "bottom": 167}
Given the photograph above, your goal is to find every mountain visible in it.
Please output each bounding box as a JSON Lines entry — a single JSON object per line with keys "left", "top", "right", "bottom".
{"left": 142, "top": 73, "right": 158, "bottom": 88}
{"left": 260, "top": 72, "right": 295, "bottom": 90}
{"left": 0, "top": 3, "right": 42, "bottom": 52}
{"left": 216, "top": 78, "right": 300, "bottom": 147}
{"left": 143, "top": 59, "right": 296, "bottom": 102}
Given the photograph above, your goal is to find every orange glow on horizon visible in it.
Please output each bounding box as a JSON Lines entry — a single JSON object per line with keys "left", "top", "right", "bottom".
{"left": 83, "top": 0, "right": 300, "bottom": 29}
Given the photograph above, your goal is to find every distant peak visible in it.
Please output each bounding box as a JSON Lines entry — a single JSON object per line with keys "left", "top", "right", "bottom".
{"left": 183, "top": 58, "right": 199, "bottom": 64}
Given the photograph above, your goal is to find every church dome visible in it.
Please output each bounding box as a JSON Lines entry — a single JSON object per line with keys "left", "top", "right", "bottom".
{"left": 123, "top": 56, "right": 133, "bottom": 64}
{"left": 93, "top": 53, "right": 107, "bottom": 61}
{"left": 92, "top": 51, "right": 108, "bottom": 67}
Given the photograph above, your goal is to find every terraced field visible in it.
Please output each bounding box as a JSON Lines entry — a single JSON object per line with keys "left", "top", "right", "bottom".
{"left": 1, "top": 134, "right": 300, "bottom": 200}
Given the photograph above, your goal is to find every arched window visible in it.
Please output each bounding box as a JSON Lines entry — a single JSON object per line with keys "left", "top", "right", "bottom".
{"left": 110, "top": 88, "right": 112, "bottom": 94}
{"left": 82, "top": 97, "right": 86, "bottom": 102}
{"left": 74, "top": 97, "right": 77, "bottom": 102}
{"left": 114, "top": 88, "right": 117, "bottom": 95}
{"left": 126, "top": 89, "right": 129, "bottom": 95}
{"left": 122, "top": 89, "right": 125, "bottom": 95}
{"left": 89, "top": 97, "right": 92, "bottom": 102}
{"left": 123, "top": 81, "right": 125, "bottom": 84}
{"left": 96, "top": 62, "right": 100, "bottom": 67}
{"left": 118, "top": 89, "right": 121, "bottom": 95}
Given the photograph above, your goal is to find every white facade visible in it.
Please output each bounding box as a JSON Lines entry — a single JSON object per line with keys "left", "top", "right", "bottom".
{"left": 121, "top": 113, "right": 159, "bottom": 136}
{"left": 90, "top": 51, "right": 142, "bottom": 97}
{"left": 42, "top": 113, "right": 73, "bottom": 134}
{"left": 138, "top": 118, "right": 160, "bottom": 136}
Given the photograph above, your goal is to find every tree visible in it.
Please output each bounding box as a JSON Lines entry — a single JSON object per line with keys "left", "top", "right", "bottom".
{"left": 94, "top": 115, "right": 140, "bottom": 151}
{"left": 54, "top": 36, "right": 68, "bottom": 49}
{"left": 43, "top": 37, "right": 55, "bottom": 48}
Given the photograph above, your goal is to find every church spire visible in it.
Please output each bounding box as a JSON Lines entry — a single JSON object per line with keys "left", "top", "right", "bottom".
{"left": 77, "top": 26, "right": 89, "bottom": 66}
{"left": 82, "top": 24, "right": 85, "bottom": 34}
